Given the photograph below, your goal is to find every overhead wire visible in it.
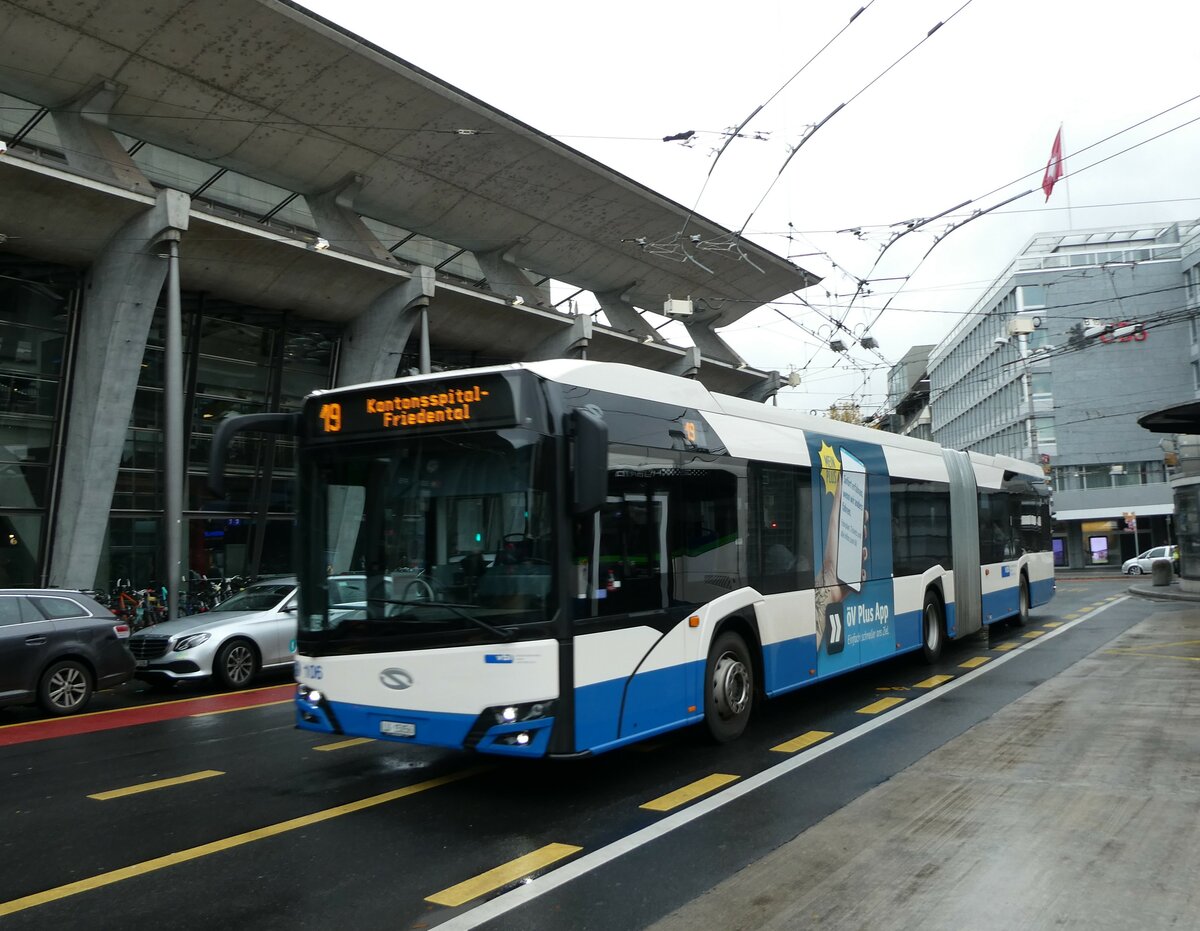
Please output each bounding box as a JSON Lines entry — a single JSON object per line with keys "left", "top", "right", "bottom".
{"left": 676, "top": 2, "right": 878, "bottom": 237}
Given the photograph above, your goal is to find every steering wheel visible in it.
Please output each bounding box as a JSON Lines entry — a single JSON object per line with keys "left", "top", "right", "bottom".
{"left": 401, "top": 577, "right": 436, "bottom": 602}
{"left": 503, "top": 533, "right": 531, "bottom": 542}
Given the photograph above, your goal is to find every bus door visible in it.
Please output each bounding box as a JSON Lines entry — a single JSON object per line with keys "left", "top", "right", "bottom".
{"left": 571, "top": 475, "right": 682, "bottom": 749}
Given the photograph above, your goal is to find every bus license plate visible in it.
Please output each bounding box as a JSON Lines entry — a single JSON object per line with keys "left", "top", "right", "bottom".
{"left": 380, "top": 720, "right": 416, "bottom": 738}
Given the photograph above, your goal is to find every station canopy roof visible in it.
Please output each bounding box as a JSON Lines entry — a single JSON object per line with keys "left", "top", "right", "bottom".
{"left": 0, "top": 0, "right": 817, "bottom": 329}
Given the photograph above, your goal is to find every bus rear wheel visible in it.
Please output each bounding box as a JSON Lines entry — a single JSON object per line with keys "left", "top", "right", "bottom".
{"left": 704, "top": 631, "right": 754, "bottom": 743}
{"left": 920, "top": 592, "right": 944, "bottom": 664}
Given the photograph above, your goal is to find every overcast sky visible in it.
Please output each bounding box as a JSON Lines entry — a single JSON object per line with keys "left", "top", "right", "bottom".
{"left": 296, "top": 0, "right": 1200, "bottom": 411}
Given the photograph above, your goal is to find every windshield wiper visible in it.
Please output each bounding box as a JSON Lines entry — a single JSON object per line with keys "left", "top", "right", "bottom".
{"left": 366, "top": 598, "right": 517, "bottom": 641}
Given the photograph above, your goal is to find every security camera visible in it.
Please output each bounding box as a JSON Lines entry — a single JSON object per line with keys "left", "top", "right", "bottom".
{"left": 994, "top": 336, "right": 1010, "bottom": 346}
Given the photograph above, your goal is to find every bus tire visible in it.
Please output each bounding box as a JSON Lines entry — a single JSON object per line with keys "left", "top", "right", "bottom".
{"left": 920, "top": 591, "right": 944, "bottom": 664}
{"left": 1016, "top": 575, "right": 1030, "bottom": 627}
{"left": 704, "top": 630, "right": 754, "bottom": 743}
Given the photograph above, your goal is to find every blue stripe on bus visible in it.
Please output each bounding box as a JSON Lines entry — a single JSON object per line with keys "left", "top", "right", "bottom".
{"left": 762, "top": 636, "right": 818, "bottom": 695}
{"left": 982, "top": 585, "right": 1019, "bottom": 624}
{"left": 297, "top": 698, "right": 478, "bottom": 749}
{"left": 1030, "top": 577, "right": 1054, "bottom": 607}
{"left": 575, "top": 660, "right": 704, "bottom": 752}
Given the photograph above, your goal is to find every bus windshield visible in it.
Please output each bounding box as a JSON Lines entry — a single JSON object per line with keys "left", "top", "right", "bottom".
{"left": 299, "top": 429, "right": 556, "bottom": 651}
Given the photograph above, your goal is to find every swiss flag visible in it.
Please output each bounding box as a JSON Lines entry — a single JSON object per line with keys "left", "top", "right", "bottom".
{"left": 1042, "top": 127, "right": 1064, "bottom": 200}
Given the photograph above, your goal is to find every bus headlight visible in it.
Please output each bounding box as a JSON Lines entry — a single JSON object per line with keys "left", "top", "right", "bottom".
{"left": 491, "top": 700, "right": 553, "bottom": 725}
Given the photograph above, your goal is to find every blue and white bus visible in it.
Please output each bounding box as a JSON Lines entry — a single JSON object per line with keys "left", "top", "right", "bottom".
{"left": 212, "top": 361, "right": 1054, "bottom": 757}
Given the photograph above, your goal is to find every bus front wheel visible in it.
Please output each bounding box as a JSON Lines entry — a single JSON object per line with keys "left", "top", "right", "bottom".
{"left": 704, "top": 631, "right": 754, "bottom": 743}
{"left": 1015, "top": 576, "right": 1030, "bottom": 626}
{"left": 920, "top": 592, "right": 944, "bottom": 664}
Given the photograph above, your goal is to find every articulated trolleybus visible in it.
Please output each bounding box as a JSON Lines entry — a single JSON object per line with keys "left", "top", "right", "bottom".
{"left": 211, "top": 360, "right": 1054, "bottom": 758}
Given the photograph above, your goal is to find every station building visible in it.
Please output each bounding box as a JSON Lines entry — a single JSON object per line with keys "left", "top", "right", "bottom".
{"left": 0, "top": 1, "right": 816, "bottom": 591}
{"left": 918, "top": 221, "right": 1198, "bottom": 572}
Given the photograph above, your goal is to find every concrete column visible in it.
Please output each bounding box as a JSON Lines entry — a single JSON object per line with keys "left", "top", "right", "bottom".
{"left": 473, "top": 241, "right": 548, "bottom": 308}
{"left": 525, "top": 314, "right": 593, "bottom": 362}
{"left": 595, "top": 286, "right": 663, "bottom": 343}
{"left": 738, "top": 370, "right": 781, "bottom": 404}
{"left": 50, "top": 80, "right": 156, "bottom": 195}
{"left": 305, "top": 173, "right": 400, "bottom": 265}
{"left": 49, "top": 189, "right": 190, "bottom": 589}
{"left": 336, "top": 266, "right": 436, "bottom": 387}
{"left": 667, "top": 346, "right": 702, "bottom": 379}
{"left": 684, "top": 320, "right": 745, "bottom": 366}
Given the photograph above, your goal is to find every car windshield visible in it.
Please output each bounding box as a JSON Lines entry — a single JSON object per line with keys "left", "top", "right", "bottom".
{"left": 213, "top": 584, "right": 295, "bottom": 613}
{"left": 298, "top": 429, "right": 555, "bottom": 650}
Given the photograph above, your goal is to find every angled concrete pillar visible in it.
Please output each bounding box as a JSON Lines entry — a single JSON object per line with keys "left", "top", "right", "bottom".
{"left": 473, "top": 241, "right": 548, "bottom": 308}
{"left": 526, "top": 315, "right": 593, "bottom": 362}
{"left": 336, "top": 266, "right": 436, "bottom": 387}
{"left": 595, "top": 286, "right": 662, "bottom": 343}
{"left": 738, "top": 370, "right": 782, "bottom": 404}
{"left": 50, "top": 80, "right": 156, "bottom": 195}
{"left": 685, "top": 321, "right": 744, "bottom": 366}
{"left": 306, "top": 172, "right": 400, "bottom": 265}
{"left": 49, "top": 190, "right": 190, "bottom": 589}
{"left": 667, "top": 346, "right": 702, "bottom": 379}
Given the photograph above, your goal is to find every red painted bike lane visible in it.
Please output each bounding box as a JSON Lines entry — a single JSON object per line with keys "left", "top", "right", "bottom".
{"left": 0, "top": 683, "right": 296, "bottom": 747}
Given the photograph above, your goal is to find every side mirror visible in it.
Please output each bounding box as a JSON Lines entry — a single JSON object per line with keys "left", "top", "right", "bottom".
{"left": 570, "top": 407, "right": 608, "bottom": 514}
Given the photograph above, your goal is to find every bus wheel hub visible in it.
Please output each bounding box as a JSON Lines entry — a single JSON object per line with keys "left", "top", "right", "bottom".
{"left": 713, "top": 653, "right": 749, "bottom": 718}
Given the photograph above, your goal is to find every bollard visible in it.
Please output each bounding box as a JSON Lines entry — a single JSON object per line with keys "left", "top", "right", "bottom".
{"left": 1151, "top": 558, "right": 1172, "bottom": 586}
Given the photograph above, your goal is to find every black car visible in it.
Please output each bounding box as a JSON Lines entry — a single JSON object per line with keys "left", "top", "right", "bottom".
{"left": 0, "top": 589, "right": 136, "bottom": 716}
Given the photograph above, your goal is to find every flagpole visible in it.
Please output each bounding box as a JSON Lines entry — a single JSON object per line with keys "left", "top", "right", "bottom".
{"left": 1061, "top": 123, "right": 1073, "bottom": 229}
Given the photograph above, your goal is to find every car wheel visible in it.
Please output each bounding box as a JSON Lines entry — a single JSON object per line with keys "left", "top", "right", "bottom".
{"left": 704, "top": 630, "right": 754, "bottom": 743}
{"left": 1016, "top": 576, "right": 1030, "bottom": 627}
{"left": 214, "top": 639, "right": 258, "bottom": 690}
{"left": 1128, "top": 565, "right": 1143, "bottom": 575}
{"left": 920, "top": 591, "right": 944, "bottom": 663}
{"left": 38, "top": 659, "right": 93, "bottom": 716}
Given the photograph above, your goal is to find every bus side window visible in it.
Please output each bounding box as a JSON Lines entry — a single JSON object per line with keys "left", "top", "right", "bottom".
{"left": 750, "top": 464, "right": 814, "bottom": 594}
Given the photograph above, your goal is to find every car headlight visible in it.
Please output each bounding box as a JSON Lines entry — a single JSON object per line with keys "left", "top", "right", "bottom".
{"left": 173, "top": 632, "right": 212, "bottom": 652}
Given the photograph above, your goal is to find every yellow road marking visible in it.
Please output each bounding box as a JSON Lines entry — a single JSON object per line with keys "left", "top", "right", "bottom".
{"left": 857, "top": 697, "right": 905, "bottom": 715}
{"left": 1103, "top": 649, "right": 1200, "bottom": 663}
{"left": 1110, "top": 639, "right": 1200, "bottom": 650}
{"left": 0, "top": 767, "right": 486, "bottom": 918}
{"left": 89, "top": 770, "right": 224, "bottom": 801}
{"left": 1044, "top": 621, "right": 1064, "bottom": 628}
{"left": 914, "top": 675, "right": 953, "bottom": 689}
{"left": 771, "top": 730, "right": 833, "bottom": 754}
{"left": 1021, "top": 630, "right": 1045, "bottom": 639}
{"left": 1064, "top": 614, "right": 1081, "bottom": 620}
{"left": 640, "top": 773, "right": 740, "bottom": 812}
{"left": 959, "top": 656, "right": 990, "bottom": 669}
{"left": 190, "top": 699, "right": 293, "bottom": 717}
{"left": 0, "top": 683, "right": 292, "bottom": 731}
{"left": 425, "top": 843, "right": 582, "bottom": 907}
{"left": 313, "top": 737, "right": 375, "bottom": 752}
{"left": 993, "top": 642, "right": 1020, "bottom": 652}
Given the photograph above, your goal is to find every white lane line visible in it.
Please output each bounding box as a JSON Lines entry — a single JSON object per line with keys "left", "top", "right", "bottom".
{"left": 436, "top": 596, "right": 1129, "bottom": 930}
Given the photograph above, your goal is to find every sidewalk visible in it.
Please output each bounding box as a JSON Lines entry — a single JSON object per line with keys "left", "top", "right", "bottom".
{"left": 648, "top": 599, "right": 1200, "bottom": 931}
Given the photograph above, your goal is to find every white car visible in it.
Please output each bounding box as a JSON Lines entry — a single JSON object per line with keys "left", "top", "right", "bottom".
{"left": 1121, "top": 545, "right": 1177, "bottom": 575}
{"left": 126, "top": 576, "right": 367, "bottom": 689}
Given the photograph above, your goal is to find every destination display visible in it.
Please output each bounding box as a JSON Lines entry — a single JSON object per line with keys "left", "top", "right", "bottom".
{"left": 306, "top": 374, "right": 517, "bottom": 438}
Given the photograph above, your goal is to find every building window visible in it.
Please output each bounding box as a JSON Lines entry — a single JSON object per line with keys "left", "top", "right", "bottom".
{"left": 1019, "top": 284, "right": 1046, "bottom": 309}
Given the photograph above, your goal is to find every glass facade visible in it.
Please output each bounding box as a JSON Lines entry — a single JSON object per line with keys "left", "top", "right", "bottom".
{"left": 0, "top": 258, "right": 75, "bottom": 587}
{"left": 0, "top": 254, "right": 339, "bottom": 590}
